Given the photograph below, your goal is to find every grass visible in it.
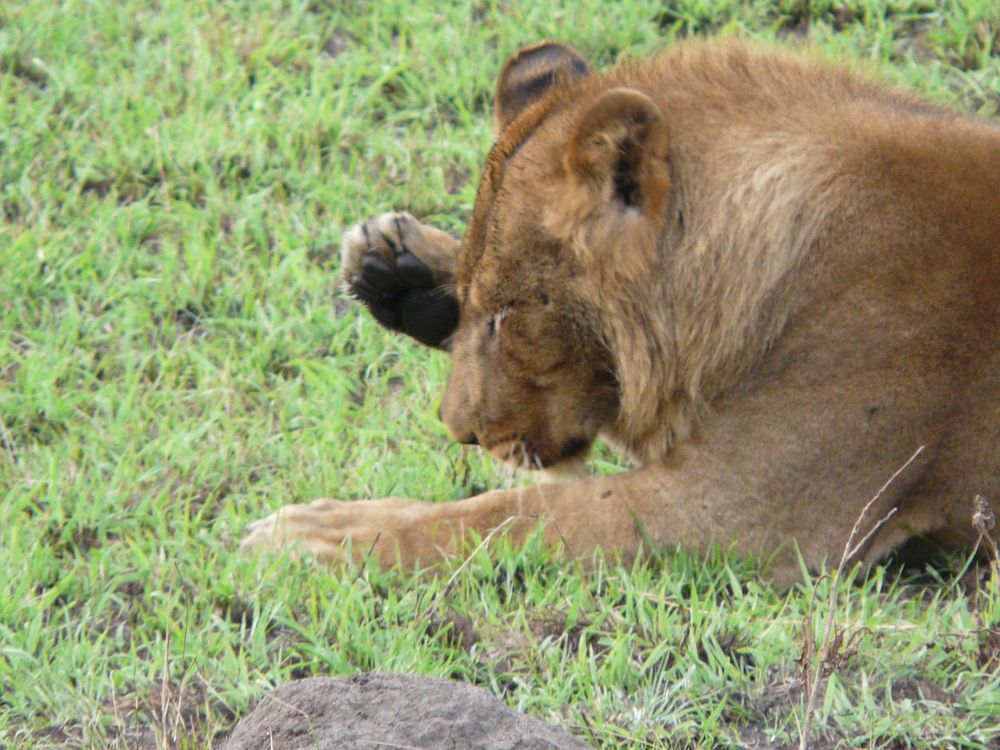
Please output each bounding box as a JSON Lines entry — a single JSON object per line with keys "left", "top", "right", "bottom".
{"left": 1, "top": 0, "right": 998, "bottom": 747}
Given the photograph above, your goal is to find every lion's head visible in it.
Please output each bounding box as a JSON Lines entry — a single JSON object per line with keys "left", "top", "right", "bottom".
{"left": 438, "top": 42, "right": 676, "bottom": 470}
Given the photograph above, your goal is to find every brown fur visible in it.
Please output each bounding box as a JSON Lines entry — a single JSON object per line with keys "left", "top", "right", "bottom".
{"left": 243, "top": 40, "right": 1000, "bottom": 584}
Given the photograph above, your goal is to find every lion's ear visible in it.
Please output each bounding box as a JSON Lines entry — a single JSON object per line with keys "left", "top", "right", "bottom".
{"left": 563, "top": 88, "right": 671, "bottom": 222}
{"left": 494, "top": 41, "right": 590, "bottom": 131}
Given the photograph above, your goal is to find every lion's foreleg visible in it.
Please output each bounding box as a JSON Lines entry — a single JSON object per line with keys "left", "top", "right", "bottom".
{"left": 239, "top": 473, "right": 674, "bottom": 571}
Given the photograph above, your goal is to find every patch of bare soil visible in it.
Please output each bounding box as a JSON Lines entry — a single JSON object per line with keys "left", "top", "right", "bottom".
{"left": 225, "top": 673, "right": 593, "bottom": 750}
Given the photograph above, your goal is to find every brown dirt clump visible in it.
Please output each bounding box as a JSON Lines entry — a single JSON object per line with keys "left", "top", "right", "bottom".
{"left": 225, "top": 672, "right": 593, "bottom": 750}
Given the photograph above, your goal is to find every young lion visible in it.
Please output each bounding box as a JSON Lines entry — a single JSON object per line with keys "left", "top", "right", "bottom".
{"left": 243, "top": 40, "right": 1000, "bottom": 583}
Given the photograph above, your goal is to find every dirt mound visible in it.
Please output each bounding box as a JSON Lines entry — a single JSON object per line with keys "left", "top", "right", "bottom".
{"left": 225, "top": 672, "right": 593, "bottom": 750}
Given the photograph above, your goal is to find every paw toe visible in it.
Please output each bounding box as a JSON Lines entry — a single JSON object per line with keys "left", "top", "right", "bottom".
{"left": 395, "top": 250, "right": 434, "bottom": 287}
{"left": 339, "top": 223, "right": 372, "bottom": 280}
{"left": 361, "top": 252, "right": 401, "bottom": 291}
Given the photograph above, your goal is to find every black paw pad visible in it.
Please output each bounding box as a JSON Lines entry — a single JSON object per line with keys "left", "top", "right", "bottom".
{"left": 396, "top": 251, "right": 434, "bottom": 288}
{"left": 349, "top": 247, "right": 458, "bottom": 348}
{"left": 361, "top": 253, "right": 400, "bottom": 292}
{"left": 398, "top": 289, "right": 460, "bottom": 348}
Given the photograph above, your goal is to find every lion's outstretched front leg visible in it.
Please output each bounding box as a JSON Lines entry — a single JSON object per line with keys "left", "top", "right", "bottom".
{"left": 240, "top": 478, "right": 652, "bottom": 572}
{"left": 240, "top": 497, "right": 449, "bottom": 568}
{"left": 341, "top": 212, "right": 461, "bottom": 348}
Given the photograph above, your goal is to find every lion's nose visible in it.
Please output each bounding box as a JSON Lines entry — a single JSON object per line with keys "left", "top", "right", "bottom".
{"left": 438, "top": 402, "right": 479, "bottom": 445}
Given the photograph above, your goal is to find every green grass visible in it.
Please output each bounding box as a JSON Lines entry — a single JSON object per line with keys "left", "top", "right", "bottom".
{"left": 2, "top": 0, "right": 999, "bottom": 747}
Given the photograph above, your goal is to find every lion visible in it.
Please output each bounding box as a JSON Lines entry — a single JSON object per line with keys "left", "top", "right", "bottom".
{"left": 242, "top": 39, "right": 1000, "bottom": 583}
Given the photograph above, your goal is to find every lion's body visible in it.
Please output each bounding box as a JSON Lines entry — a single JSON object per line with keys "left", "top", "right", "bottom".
{"left": 245, "top": 41, "right": 1000, "bottom": 583}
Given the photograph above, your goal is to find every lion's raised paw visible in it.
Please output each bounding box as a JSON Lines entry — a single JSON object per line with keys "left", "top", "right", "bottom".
{"left": 341, "top": 212, "right": 460, "bottom": 348}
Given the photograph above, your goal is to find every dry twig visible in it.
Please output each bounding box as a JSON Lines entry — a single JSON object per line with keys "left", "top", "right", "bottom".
{"left": 797, "top": 445, "right": 924, "bottom": 750}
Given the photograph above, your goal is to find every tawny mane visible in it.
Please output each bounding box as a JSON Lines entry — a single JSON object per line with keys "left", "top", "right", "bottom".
{"left": 476, "top": 41, "right": 972, "bottom": 462}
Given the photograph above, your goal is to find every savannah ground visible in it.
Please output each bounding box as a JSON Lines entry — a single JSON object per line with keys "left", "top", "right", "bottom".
{"left": 2, "top": 0, "right": 999, "bottom": 747}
